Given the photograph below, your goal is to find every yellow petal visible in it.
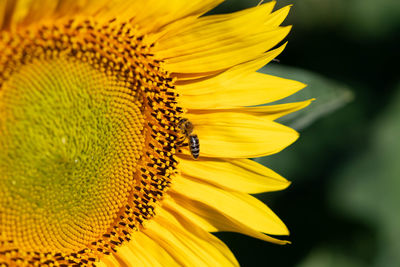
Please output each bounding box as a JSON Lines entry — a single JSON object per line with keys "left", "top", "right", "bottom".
{"left": 170, "top": 175, "right": 289, "bottom": 236}
{"left": 187, "top": 100, "right": 314, "bottom": 122}
{"left": 182, "top": 112, "right": 298, "bottom": 158}
{"left": 125, "top": 0, "right": 223, "bottom": 34}
{"left": 143, "top": 208, "right": 239, "bottom": 266}
{"left": 234, "top": 100, "right": 314, "bottom": 120}
{"left": 155, "top": 5, "right": 291, "bottom": 73}
{"left": 178, "top": 157, "right": 290, "bottom": 194}
{"left": 151, "top": 0, "right": 275, "bottom": 43}
{"left": 176, "top": 47, "right": 306, "bottom": 108}
{"left": 75, "top": 0, "right": 221, "bottom": 29}
{"left": 97, "top": 254, "right": 123, "bottom": 267}
{"left": 0, "top": 1, "right": 11, "bottom": 30}
{"left": 5, "top": 0, "right": 58, "bottom": 29}
{"left": 170, "top": 42, "right": 282, "bottom": 82}
{"left": 112, "top": 230, "right": 179, "bottom": 267}
{"left": 155, "top": 2, "right": 279, "bottom": 56}
{"left": 1, "top": 0, "right": 222, "bottom": 34}
{"left": 0, "top": 0, "right": 105, "bottom": 30}
{"left": 163, "top": 197, "right": 218, "bottom": 233}
{"left": 167, "top": 194, "right": 290, "bottom": 245}
{"left": 165, "top": 26, "right": 290, "bottom": 73}
{"left": 177, "top": 73, "right": 305, "bottom": 108}
{"left": 112, "top": 244, "right": 144, "bottom": 267}
{"left": 175, "top": 43, "right": 286, "bottom": 86}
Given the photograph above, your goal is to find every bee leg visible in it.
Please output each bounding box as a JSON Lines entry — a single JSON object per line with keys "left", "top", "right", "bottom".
{"left": 176, "top": 136, "right": 187, "bottom": 146}
{"left": 178, "top": 142, "right": 189, "bottom": 147}
{"left": 177, "top": 142, "right": 189, "bottom": 153}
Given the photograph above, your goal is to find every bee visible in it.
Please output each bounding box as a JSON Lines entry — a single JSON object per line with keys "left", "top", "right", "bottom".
{"left": 177, "top": 118, "right": 200, "bottom": 159}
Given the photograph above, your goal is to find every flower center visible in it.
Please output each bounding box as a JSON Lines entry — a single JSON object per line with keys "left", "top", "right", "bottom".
{"left": 1, "top": 58, "right": 144, "bottom": 251}
{"left": 0, "top": 18, "right": 181, "bottom": 265}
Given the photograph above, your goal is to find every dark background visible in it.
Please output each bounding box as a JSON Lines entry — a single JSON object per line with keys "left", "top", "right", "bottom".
{"left": 211, "top": 1, "right": 400, "bottom": 266}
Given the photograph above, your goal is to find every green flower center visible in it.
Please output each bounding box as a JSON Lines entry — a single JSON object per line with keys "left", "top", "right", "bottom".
{"left": 0, "top": 58, "right": 144, "bottom": 252}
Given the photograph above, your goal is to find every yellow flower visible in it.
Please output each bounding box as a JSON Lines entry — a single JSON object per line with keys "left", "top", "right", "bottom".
{"left": 0, "top": 0, "right": 310, "bottom": 266}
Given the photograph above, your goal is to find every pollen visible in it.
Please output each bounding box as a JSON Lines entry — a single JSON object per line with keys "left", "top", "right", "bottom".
{"left": 0, "top": 17, "right": 181, "bottom": 265}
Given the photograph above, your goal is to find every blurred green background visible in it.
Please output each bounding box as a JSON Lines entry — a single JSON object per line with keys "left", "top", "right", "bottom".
{"left": 211, "top": 0, "right": 400, "bottom": 266}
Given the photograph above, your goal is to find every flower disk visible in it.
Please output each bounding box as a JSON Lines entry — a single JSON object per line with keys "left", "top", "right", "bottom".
{"left": 0, "top": 17, "right": 181, "bottom": 265}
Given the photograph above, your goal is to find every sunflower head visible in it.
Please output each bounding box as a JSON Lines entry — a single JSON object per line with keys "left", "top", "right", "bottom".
{"left": 0, "top": 1, "right": 308, "bottom": 266}
{"left": 0, "top": 9, "right": 184, "bottom": 264}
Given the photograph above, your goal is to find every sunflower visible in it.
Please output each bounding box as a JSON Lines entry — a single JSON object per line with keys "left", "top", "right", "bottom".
{"left": 0, "top": 0, "right": 310, "bottom": 266}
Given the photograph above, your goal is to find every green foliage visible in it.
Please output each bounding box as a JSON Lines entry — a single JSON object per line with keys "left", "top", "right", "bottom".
{"left": 213, "top": 0, "right": 400, "bottom": 39}
{"left": 277, "top": 0, "right": 400, "bottom": 39}
{"left": 297, "top": 247, "right": 365, "bottom": 267}
{"left": 327, "top": 83, "right": 400, "bottom": 267}
{"left": 260, "top": 64, "right": 354, "bottom": 131}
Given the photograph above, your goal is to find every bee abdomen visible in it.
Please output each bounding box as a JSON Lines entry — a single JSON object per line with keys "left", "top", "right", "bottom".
{"left": 189, "top": 134, "right": 200, "bottom": 159}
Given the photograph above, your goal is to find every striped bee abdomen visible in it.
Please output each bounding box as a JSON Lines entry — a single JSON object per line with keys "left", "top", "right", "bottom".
{"left": 189, "top": 134, "right": 200, "bottom": 159}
